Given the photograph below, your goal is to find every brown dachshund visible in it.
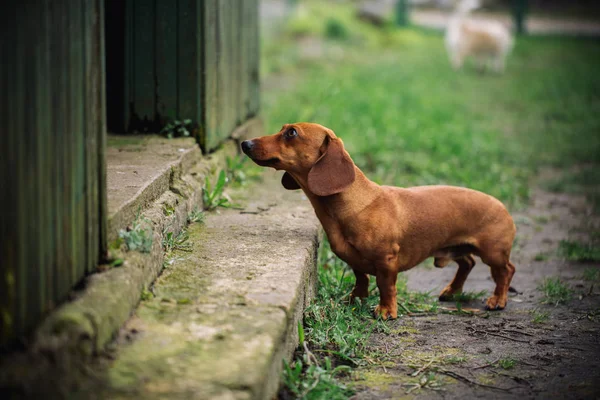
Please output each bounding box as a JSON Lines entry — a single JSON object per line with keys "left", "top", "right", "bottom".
{"left": 241, "top": 123, "right": 516, "bottom": 319}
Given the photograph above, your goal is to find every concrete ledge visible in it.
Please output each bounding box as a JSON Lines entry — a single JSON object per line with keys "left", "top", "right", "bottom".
{"left": 32, "top": 139, "right": 239, "bottom": 356}
{"left": 94, "top": 171, "right": 319, "bottom": 399}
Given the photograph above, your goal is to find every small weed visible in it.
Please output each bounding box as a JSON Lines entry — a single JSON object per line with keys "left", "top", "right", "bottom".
{"left": 119, "top": 211, "right": 153, "bottom": 253}
{"left": 403, "top": 372, "right": 445, "bottom": 394}
{"left": 534, "top": 252, "right": 549, "bottom": 262}
{"left": 534, "top": 216, "right": 549, "bottom": 225}
{"left": 187, "top": 207, "right": 205, "bottom": 224}
{"left": 583, "top": 268, "right": 600, "bottom": 282}
{"left": 559, "top": 240, "right": 600, "bottom": 262}
{"left": 282, "top": 323, "right": 353, "bottom": 399}
{"left": 538, "top": 277, "right": 572, "bottom": 306}
{"left": 163, "top": 203, "right": 175, "bottom": 216}
{"left": 162, "top": 229, "right": 192, "bottom": 253}
{"left": 530, "top": 309, "right": 550, "bottom": 323}
{"left": 203, "top": 170, "right": 232, "bottom": 210}
{"left": 443, "top": 355, "right": 467, "bottom": 365}
{"left": 110, "top": 258, "right": 124, "bottom": 267}
{"left": 497, "top": 357, "right": 516, "bottom": 370}
{"left": 444, "top": 290, "right": 487, "bottom": 303}
{"left": 161, "top": 119, "right": 193, "bottom": 139}
{"left": 109, "top": 237, "right": 124, "bottom": 251}
{"left": 140, "top": 287, "right": 154, "bottom": 301}
{"left": 226, "top": 155, "right": 247, "bottom": 185}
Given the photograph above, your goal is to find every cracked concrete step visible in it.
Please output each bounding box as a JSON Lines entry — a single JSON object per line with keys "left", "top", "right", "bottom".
{"left": 88, "top": 170, "right": 320, "bottom": 400}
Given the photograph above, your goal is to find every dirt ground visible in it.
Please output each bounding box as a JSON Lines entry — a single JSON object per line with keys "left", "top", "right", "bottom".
{"left": 345, "top": 177, "right": 600, "bottom": 399}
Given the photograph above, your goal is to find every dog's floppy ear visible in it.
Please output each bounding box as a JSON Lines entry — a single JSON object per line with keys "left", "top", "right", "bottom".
{"left": 307, "top": 135, "right": 356, "bottom": 196}
{"left": 281, "top": 172, "right": 301, "bottom": 190}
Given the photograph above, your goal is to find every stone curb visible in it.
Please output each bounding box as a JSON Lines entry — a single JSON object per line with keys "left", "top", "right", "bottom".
{"left": 33, "top": 118, "right": 264, "bottom": 356}
{"left": 93, "top": 169, "right": 320, "bottom": 399}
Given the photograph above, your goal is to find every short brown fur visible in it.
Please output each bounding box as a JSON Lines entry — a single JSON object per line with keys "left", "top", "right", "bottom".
{"left": 242, "top": 123, "right": 516, "bottom": 319}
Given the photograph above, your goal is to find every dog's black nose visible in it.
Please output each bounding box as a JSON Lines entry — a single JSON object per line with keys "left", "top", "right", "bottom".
{"left": 241, "top": 140, "right": 254, "bottom": 153}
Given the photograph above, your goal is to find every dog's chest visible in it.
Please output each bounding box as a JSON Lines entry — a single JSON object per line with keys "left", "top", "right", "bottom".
{"left": 325, "top": 222, "right": 394, "bottom": 273}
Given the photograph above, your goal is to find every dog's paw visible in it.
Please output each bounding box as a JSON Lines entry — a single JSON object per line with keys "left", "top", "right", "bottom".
{"left": 438, "top": 286, "right": 457, "bottom": 302}
{"left": 374, "top": 305, "right": 398, "bottom": 320}
{"left": 485, "top": 295, "right": 507, "bottom": 311}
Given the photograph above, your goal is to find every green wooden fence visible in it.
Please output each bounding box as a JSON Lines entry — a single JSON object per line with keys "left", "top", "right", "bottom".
{"left": 1, "top": 0, "right": 260, "bottom": 347}
{"left": 106, "top": 0, "right": 260, "bottom": 152}
{"left": 0, "top": 0, "right": 107, "bottom": 347}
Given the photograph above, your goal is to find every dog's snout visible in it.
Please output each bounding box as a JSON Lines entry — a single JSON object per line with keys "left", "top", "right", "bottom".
{"left": 241, "top": 140, "right": 254, "bottom": 153}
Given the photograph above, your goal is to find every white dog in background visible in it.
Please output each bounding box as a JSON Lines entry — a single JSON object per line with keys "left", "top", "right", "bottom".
{"left": 445, "top": 0, "right": 513, "bottom": 73}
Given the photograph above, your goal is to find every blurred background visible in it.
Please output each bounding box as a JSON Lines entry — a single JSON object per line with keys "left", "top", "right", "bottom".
{"left": 260, "top": 0, "right": 599, "bottom": 210}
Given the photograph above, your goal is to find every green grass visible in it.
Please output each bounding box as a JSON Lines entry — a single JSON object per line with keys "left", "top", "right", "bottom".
{"left": 530, "top": 309, "right": 550, "bottom": 324}
{"left": 537, "top": 277, "right": 573, "bottom": 306}
{"left": 187, "top": 207, "right": 205, "bottom": 224}
{"left": 583, "top": 268, "right": 600, "bottom": 282}
{"left": 203, "top": 170, "right": 233, "bottom": 210}
{"left": 443, "top": 290, "right": 487, "bottom": 303}
{"left": 497, "top": 357, "right": 517, "bottom": 370}
{"left": 162, "top": 228, "right": 192, "bottom": 254}
{"left": 559, "top": 239, "right": 600, "bottom": 262}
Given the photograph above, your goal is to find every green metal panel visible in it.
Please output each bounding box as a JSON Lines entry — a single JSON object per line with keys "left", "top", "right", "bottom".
{"left": 0, "top": 0, "right": 106, "bottom": 347}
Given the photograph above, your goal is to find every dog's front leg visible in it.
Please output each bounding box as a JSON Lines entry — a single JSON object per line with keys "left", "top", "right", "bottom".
{"left": 350, "top": 270, "right": 369, "bottom": 302}
{"left": 374, "top": 269, "right": 398, "bottom": 320}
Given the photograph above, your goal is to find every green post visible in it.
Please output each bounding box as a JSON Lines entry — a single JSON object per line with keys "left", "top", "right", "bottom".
{"left": 512, "top": 0, "right": 528, "bottom": 35}
{"left": 396, "top": 0, "right": 408, "bottom": 27}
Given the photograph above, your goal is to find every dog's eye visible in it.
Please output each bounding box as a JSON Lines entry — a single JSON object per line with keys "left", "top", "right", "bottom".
{"left": 284, "top": 128, "right": 298, "bottom": 139}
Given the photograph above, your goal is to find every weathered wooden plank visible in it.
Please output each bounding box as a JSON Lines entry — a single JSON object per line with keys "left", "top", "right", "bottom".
{"left": 203, "top": 0, "right": 219, "bottom": 151}
{"left": 97, "top": 0, "right": 108, "bottom": 262}
{"left": 232, "top": 2, "right": 241, "bottom": 127}
{"left": 36, "top": 0, "right": 54, "bottom": 314}
{"left": 105, "top": 0, "right": 127, "bottom": 132}
{"left": 132, "top": 0, "right": 156, "bottom": 125}
{"left": 13, "top": 1, "right": 28, "bottom": 338}
{"left": 216, "top": 0, "right": 230, "bottom": 149}
{"left": 156, "top": 0, "right": 178, "bottom": 123}
{"left": 0, "top": 2, "right": 17, "bottom": 345}
{"left": 248, "top": 0, "right": 260, "bottom": 117}
{"left": 124, "top": 0, "right": 134, "bottom": 131}
{"left": 22, "top": 0, "right": 42, "bottom": 327}
{"left": 70, "top": 0, "right": 86, "bottom": 286}
{"left": 240, "top": 0, "right": 250, "bottom": 121}
{"left": 177, "top": 0, "right": 201, "bottom": 125}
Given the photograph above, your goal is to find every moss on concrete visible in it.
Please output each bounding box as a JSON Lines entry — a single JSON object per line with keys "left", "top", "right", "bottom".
{"left": 88, "top": 165, "right": 319, "bottom": 399}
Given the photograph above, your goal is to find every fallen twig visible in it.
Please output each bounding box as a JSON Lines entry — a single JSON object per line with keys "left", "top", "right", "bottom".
{"left": 502, "top": 328, "right": 534, "bottom": 337}
{"left": 470, "top": 357, "right": 501, "bottom": 370}
{"left": 411, "top": 358, "right": 436, "bottom": 377}
{"left": 467, "top": 327, "right": 530, "bottom": 343}
{"left": 438, "top": 368, "right": 520, "bottom": 392}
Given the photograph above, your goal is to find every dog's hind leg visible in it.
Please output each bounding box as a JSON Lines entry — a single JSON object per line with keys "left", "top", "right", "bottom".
{"left": 479, "top": 243, "right": 516, "bottom": 310}
{"left": 484, "top": 258, "right": 515, "bottom": 310}
{"left": 351, "top": 270, "right": 370, "bottom": 301}
{"left": 438, "top": 254, "right": 476, "bottom": 301}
